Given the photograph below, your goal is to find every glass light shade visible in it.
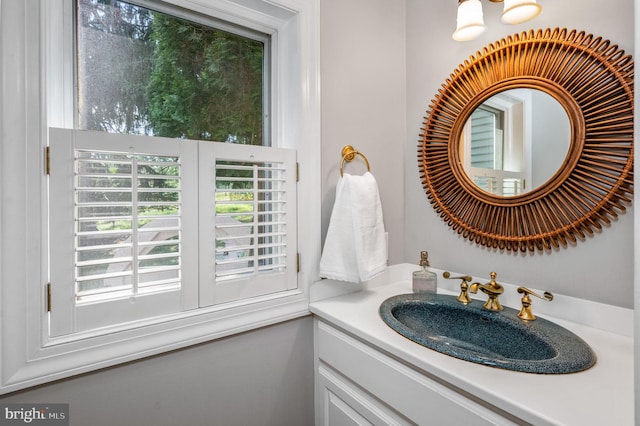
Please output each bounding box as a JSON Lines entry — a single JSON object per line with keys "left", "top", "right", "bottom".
{"left": 452, "top": 0, "right": 487, "bottom": 41}
{"left": 501, "top": 0, "right": 542, "bottom": 25}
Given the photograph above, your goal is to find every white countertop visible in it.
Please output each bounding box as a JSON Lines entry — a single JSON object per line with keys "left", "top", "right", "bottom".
{"left": 309, "top": 264, "right": 634, "bottom": 426}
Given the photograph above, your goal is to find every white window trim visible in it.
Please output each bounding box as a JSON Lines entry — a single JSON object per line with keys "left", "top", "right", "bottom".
{"left": 0, "top": 0, "right": 320, "bottom": 394}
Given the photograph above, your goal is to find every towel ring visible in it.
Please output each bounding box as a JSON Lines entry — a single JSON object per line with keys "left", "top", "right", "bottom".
{"left": 340, "top": 145, "right": 371, "bottom": 176}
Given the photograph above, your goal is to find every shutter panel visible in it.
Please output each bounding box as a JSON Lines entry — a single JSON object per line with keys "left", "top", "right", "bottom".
{"left": 199, "top": 142, "right": 297, "bottom": 307}
{"left": 49, "top": 129, "right": 198, "bottom": 336}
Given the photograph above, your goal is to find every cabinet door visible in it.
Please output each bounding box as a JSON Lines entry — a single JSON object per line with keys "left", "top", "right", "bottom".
{"left": 318, "top": 363, "right": 413, "bottom": 426}
{"left": 315, "top": 319, "right": 519, "bottom": 426}
{"left": 325, "top": 389, "right": 373, "bottom": 426}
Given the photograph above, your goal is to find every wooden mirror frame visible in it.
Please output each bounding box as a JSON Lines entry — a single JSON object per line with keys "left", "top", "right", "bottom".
{"left": 419, "top": 28, "right": 634, "bottom": 252}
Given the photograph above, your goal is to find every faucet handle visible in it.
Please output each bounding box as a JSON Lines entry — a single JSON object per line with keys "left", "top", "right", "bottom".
{"left": 516, "top": 287, "right": 553, "bottom": 321}
{"left": 442, "top": 271, "right": 473, "bottom": 304}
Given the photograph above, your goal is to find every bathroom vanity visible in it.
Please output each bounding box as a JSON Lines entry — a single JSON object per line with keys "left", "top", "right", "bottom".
{"left": 310, "top": 264, "right": 633, "bottom": 425}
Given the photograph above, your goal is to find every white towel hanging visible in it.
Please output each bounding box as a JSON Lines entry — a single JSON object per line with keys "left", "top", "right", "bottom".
{"left": 319, "top": 171, "right": 387, "bottom": 282}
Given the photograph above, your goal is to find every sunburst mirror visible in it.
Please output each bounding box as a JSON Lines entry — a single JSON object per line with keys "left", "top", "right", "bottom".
{"left": 419, "top": 28, "right": 633, "bottom": 252}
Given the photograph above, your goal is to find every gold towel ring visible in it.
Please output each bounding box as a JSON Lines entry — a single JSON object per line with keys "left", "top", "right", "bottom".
{"left": 340, "top": 145, "right": 371, "bottom": 176}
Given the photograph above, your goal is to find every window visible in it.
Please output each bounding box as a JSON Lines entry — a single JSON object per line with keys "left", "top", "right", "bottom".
{"left": 49, "top": 129, "right": 297, "bottom": 336}
{"left": 0, "top": 0, "right": 319, "bottom": 394}
{"left": 43, "top": 0, "right": 292, "bottom": 339}
{"left": 75, "top": 0, "right": 269, "bottom": 144}
{"left": 463, "top": 94, "right": 526, "bottom": 196}
{"left": 47, "top": 0, "right": 291, "bottom": 337}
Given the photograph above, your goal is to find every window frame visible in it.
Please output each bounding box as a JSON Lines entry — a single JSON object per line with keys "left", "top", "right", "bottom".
{"left": 0, "top": 0, "right": 320, "bottom": 395}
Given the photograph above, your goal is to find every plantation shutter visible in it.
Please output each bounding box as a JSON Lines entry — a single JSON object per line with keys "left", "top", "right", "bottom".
{"left": 198, "top": 142, "right": 298, "bottom": 307}
{"left": 48, "top": 129, "right": 199, "bottom": 336}
{"left": 48, "top": 129, "right": 297, "bottom": 336}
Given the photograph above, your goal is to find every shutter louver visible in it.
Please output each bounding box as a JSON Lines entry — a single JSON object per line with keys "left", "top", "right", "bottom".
{"left": 74, "top": 150, "right": 182, "bottom": 303}
{"left": 214, "top": 161, "right": 288, "bottom": 281}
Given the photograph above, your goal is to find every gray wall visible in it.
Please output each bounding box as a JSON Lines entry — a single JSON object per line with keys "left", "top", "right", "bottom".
{"left": 321, "top": 0, "right": 407, "bottom": 265}
{"left": 404, "top": 0, "right": 634, "bottom": 308}
{"left": 319, "top": 0, "right": 635, "bottom": 308}
{"left": 1, "top": 317, "right": 314, "bottom": 426}
{"left": 531, "top": 90, "right": 570, "bottom": 190}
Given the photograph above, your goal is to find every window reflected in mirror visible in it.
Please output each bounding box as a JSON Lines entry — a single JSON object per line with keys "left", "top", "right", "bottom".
{"left": 460, "top": 89, "right": 570, "bottom": 196}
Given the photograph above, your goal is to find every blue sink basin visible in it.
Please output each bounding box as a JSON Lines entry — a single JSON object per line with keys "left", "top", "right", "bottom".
{"left": 379, "top": 293, "right": 596, "bottom": 374}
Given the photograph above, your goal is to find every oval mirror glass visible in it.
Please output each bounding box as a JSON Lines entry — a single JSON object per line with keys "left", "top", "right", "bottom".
{"left": 459, "top": 88, "right": 570, "bottom": 197}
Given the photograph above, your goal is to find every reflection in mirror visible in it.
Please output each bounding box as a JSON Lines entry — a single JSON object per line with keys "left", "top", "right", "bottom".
{"left": 460, "top": 89, "right": 570, "bottom": 196}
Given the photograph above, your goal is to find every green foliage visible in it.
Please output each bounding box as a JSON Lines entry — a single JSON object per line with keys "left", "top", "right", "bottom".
{"left": 77, "top": 0, "right": 265, "bottom": 144}
{"left": 147, "top": 14, "right": 264, "bottom": 143}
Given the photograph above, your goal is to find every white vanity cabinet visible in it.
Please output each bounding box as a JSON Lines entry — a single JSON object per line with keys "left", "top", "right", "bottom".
{"left": 310, "top": 265, "right": 633, "bottom": 426}
{"left": 314, "top": 319, "right": 519, "bottom": 426}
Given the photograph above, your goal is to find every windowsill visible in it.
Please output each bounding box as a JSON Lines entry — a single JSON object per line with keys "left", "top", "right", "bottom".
{"left": 7, "top": 294, "right": 309, "bottom": 394}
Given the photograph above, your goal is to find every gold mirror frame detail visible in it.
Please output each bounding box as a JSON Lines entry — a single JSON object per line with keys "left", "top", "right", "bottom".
{"left": 419, "top": 28, "right": 634, "bottom": 252}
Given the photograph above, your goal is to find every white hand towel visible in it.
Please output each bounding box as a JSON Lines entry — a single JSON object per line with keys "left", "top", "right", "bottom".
{"left": 319, "top": 172, "right": 387, "bottom": 282}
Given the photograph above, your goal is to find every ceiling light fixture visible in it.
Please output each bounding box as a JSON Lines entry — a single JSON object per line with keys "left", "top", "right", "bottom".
{"left": 452, "top": 0, "right": 542, "bottom": 41}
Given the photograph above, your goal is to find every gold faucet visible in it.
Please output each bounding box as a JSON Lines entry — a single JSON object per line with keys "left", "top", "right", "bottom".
{"left": 469, "top": 272, "right": 504, "bottom": 311}
{"left": 517, "top": 287, "right": 553, "bottom": 321}
{"left": 442, "top": 271, "right": 473, "bottom": 304}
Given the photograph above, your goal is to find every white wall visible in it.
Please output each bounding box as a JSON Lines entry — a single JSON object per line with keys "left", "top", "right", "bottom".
{"left": 405, "top": 0, "right": 635, "bottom": 308}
